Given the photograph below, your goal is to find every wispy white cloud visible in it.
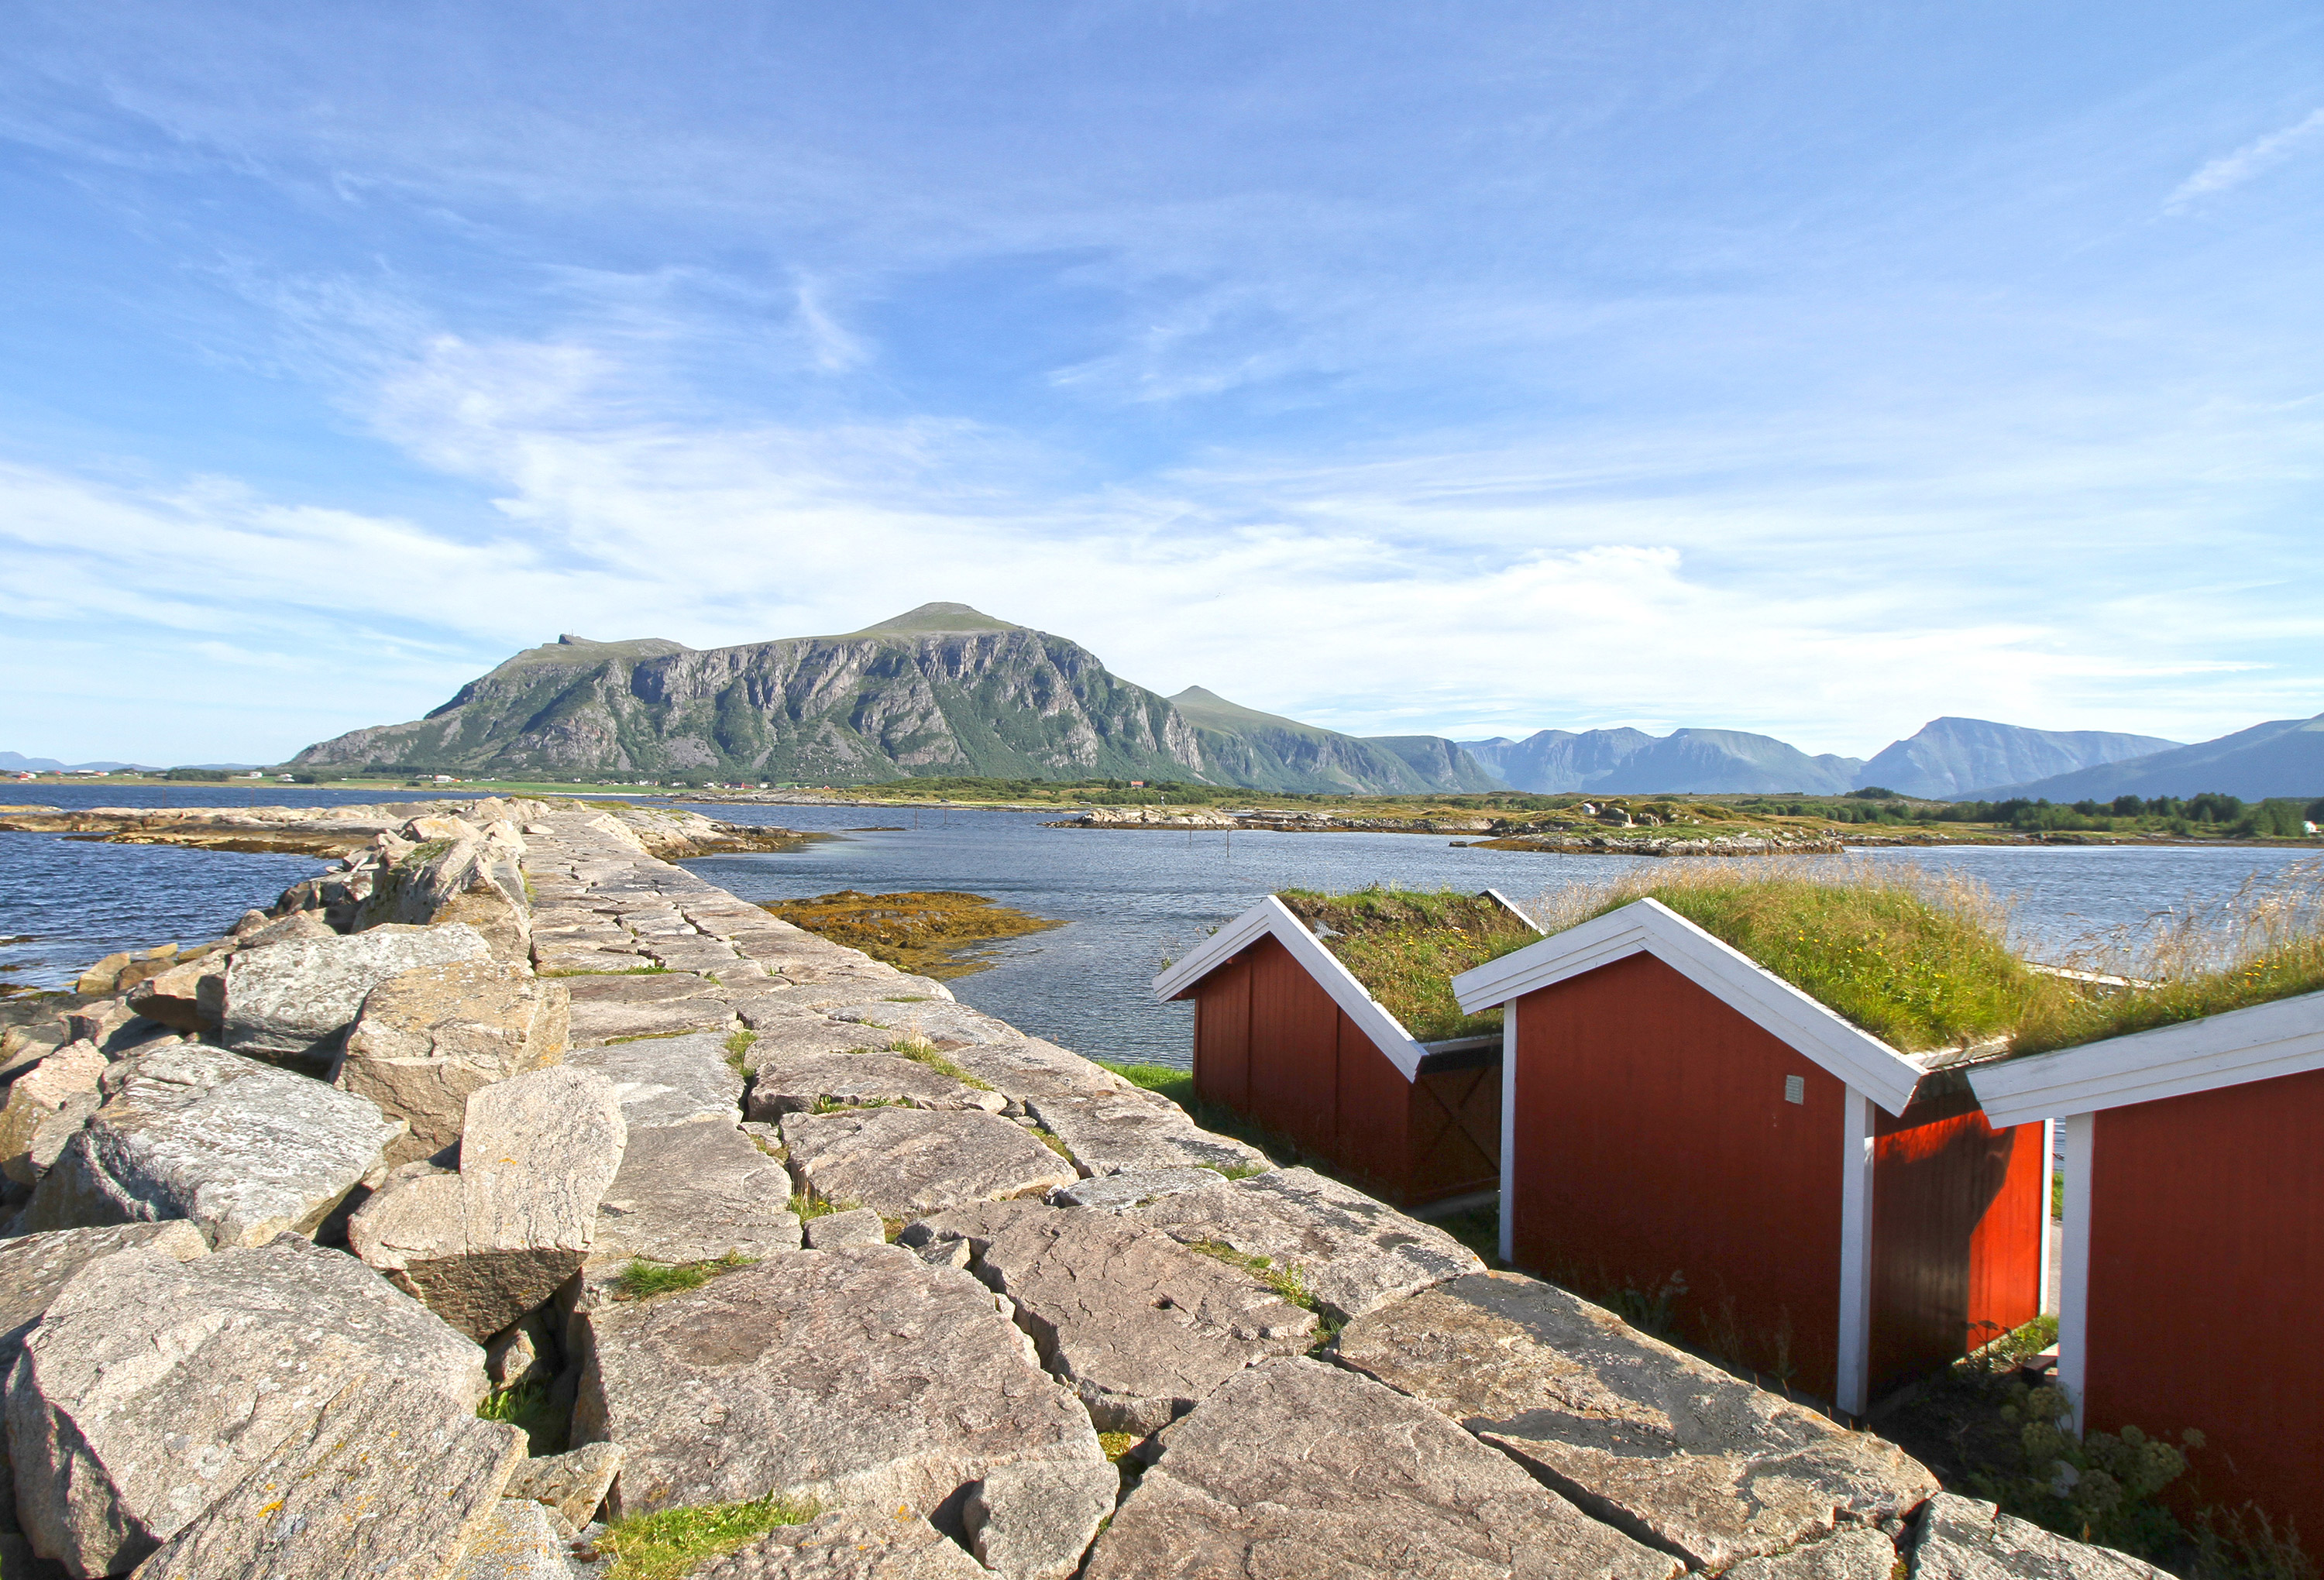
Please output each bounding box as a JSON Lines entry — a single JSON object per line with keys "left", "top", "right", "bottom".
{"left": 2168, "top": 107, "right": 2324, "bottom": 208}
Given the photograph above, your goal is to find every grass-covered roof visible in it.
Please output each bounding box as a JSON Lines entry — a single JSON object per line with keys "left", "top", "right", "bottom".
{"left": 1528, "top": 857, "right": 2324, "bottom": 1059}
{"left": 1275, "top": 887, "right": 1541, "bottom": 1042}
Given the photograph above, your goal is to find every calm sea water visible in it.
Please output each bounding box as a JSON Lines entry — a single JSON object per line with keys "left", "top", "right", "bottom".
{"left": 2, "top": 787, "right": 2312, "bottom": 1069}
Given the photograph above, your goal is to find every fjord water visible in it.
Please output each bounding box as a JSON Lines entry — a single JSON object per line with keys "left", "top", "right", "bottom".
{"left": 2, "top": 788, "right": 2312, "bottom": 1067}
{"left": 687, "top": 803, "right": 2321, "bottom": 1066}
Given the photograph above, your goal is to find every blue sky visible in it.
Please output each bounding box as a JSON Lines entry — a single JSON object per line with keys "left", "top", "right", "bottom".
{"left": 2, "top": 2, "right": 2319, "bottom": 764}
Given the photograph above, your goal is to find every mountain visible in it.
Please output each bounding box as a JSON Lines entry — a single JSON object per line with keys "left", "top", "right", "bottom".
{"left": 1458, "top": 730, "right": 1655, "bottom": 792}
{"left": 296, "top": 607, "right": 1206, "bottom": 784}
{"left": 1456, "top": 726, "right": 1859, "bottom": 795}
{"left": 1, "top": 753, "right": 164, "bottom": 773}
{"left": 293, "top": 604, "right": 1493, "bottom": 792}
{"left": 1854, "top": 718, "right": 2181, "bottom": 800}
{"left": 1968, "top": 713, "right": 2324, "bottom": 802}
{"left": 1167, "top": 688, "right": 1503, "bottom": 795}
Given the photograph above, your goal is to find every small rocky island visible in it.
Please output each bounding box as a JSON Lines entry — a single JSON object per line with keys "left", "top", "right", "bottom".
{"left": 0, "top": 799, "right": 2163, "bottom": 1578}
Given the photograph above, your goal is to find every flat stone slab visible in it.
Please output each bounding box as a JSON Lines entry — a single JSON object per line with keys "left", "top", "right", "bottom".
{"left": 573, "top": 1245, "right": 1110, "bottom": 1553}
{"left": 568, "top": 1031, "right": 747, "bottom": 1127}
{"left": 220, "top": 922, "right": 492, "bottom": 1062}
{"left": 779, "top": 1108, "right": 1078, "bottom": 1220}
{"left": 505, "top": 1441, "right": 626, "bottom": 1531}
{"left": 1081, "top": 1358, "right": 1678, "bottom": 1580}
{"left": 561, "top": 970, "right": 734, "bottom": 1042}
{"left": 335, "top": 957, "right": 571, "bottom": 1166}
{"left": 129, "top": 1372, "right": 524, "bottom": 1580}
{"left": 804, "top": 1204, "right": 888, "bottom": 1249}
{"left": 829, "top": 1001, "right": 1023, "bottom": 1048}
{"left": 1123, "top": 1166, "right": 1483, "bottom": 1323}
{"left": 1026, "top": 1091, "right": 1268, "bottom": 1176}
{"left": 0, "top": 1221, "right": 209, "bottom": 1370}
{"left": 931, "top": 1197, "right": 1316, "bottom": 1433}
{"left": 589, "top": 1119, "right": 800, "bottom": 1269}
{"left": 746, "top": 1046, "right": 1004, "bottom": 1120}
{"left": 1334, "top": 1272, "right": 1939, "bottom": 1569}
{"left": 1908, "top": 1493, "right": 2173, "bottom": 1580}
{"left": 696, "top": 1510, "right": 987, "bottom": 1579}
{"left": 1051, "top": 1167, "right": 1227, "bottom": 1209}
{"left": 930, "top": 1037, "right": 1139, "bottom": 1109}
{"left": 1727, "top": 1526, "right": 1899, "bottom": 1580}
{"left": 6, "top": 1236, "right": 487, "bottom": 1577}
{"left": 451, "top": 1499, "right": 572, "bottom": 1580}
{"left": 23, "top": 1042, "right": 403, "bottom": 1248}
{"left": 735, "top": 1014, "right": 905, "bottom": 1068}
{"left": 351, "top": 1066, "right": 627, "bottom": 1339}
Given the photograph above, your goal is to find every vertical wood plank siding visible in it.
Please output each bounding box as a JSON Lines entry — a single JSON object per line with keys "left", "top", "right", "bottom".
{"left": 1511, "top": 953, "right": 1846, "bottom": 1396}
{"left": 1184, "top": 933, "right": 1498, "bottom": 1206}
{"left": 2084, "top": 1066, "right": 2324, "bottom": 1533}
{"left": 1868, "top": 1086, "right": 2044, "bottom": 1396}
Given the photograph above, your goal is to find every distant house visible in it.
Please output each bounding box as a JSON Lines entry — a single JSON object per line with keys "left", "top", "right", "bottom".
{"left": 1151, "top": 891, "right": 1537, "bottom": 1208}
{"left": 1452, "top": 898, "right": 2047, "bottom": 1413}
{"left": 1970, "top": 991, "right": 2324, "bottom": 1532}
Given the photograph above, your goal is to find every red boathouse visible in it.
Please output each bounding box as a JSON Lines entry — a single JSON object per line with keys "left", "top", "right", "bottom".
{"left": 1452, "top": 897, "right": 2047, "bottom": 1413}
{"left": 1971, "top": 990, "right": 2324, "bottom": 1534}
{"left": 1152, "top": 892, "right": 1530, "bottom": 1208}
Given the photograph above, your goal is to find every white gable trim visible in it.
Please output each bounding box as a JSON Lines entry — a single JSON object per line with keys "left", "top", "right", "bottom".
{"left": 1449, "top": 898, "right": 1925, "bottom": 1115}
{"left": 1150, "top": 895, "right": 1435, "bottom": 1080}
{"left": 1968, "top": 988, "right": 2324, "bottom": 1128}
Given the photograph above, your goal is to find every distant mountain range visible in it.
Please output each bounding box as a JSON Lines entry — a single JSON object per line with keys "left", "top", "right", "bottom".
{"left": 0, "top": 752, "right": 168, "bottom": 773}
{"left": 1459, "top": 728, "right": 1865, "bottom": 796}
{"left": 291, "top": 604, "right": 1501, "bottom": 794}
{"left": 1974, "top": 713, "right": 2324, "bottom": 802}
{"left": 198, "top": 604, "right": 2322, "bottom": 803}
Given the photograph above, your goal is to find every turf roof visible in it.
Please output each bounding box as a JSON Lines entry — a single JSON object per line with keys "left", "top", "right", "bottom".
{"left": 1275, "top": 887, "right": 1542, "bottom": 1042}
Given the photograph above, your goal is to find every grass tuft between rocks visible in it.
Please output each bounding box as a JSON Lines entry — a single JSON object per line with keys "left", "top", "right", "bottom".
{"left": 614, "top": 1252, "right": 757, "bottom": 1302}
{"left": 476, "top": 1379, "right": 566, "bottom": 1455}
{"left": 892, "top": 1038, "right": 996, "bottom": 1091}
{"left": 599, "top": 1492, "right": 818, "bottom": 1579}
{"left": 723, "top": 1029, "right": 757, "bottom": 1073}
{"left": 788, "top": 1190, "right": 861, "bottom": 1221}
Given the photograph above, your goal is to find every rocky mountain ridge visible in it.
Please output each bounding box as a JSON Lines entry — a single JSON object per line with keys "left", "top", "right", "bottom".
{"left": 294, "top": 606, "right": 1499, "bottom": 795}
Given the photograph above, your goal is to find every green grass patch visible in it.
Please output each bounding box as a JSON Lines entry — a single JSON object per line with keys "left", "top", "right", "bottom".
{"left": 1098, "top": 1431, "right": 1138, "bottom": 1463}
{"left": 892, "top": 1039, "right": 995, "bottom": 1091}
{"left": 476, "top": 1379, "right": 566, "bottom": 1455}
{"left": 1277, "top": 887, "right": 1540, "bottom": 1040}
{"left": 603, "top": 1027, "right": 696, "bottom": 1045}
{"left": 811, "top": 1094, "right": 899, "bottom": 1114}
{"left": 600, "top": 1492, "right": 817, "bottom": 1579}
{"left": 1030, "top": 1125, "right": 1074, "bottom": 1161}
{"left": 724, "top": 1029, "right": 757, "bottom": 1073}
{"left": 613, "top": 1252, "right": 755, "bottom": 1301}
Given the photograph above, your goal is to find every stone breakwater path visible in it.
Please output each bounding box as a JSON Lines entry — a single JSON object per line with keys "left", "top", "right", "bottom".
{"left": 0, "top": 801, "right": 2167, "bottom": 1580}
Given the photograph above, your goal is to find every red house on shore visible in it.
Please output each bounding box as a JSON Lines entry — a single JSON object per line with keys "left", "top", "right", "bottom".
{"left": 1452, "top": 897, "right": 2048, "bottom": 1414}
{"left": 1970, "top": 990, "right": 2324, "bottom": 1533}
{"left": 1152, "top": 894, "right": 1520, "bottom": 1208}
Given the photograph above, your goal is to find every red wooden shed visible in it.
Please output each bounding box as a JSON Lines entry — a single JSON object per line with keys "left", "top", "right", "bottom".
{"left": 1971, "top": 989, "right": 2324, "bottom": 1534}
{"left": 1151, "top": 893, "right": 1525, "bottom": 1208}
{"left": 1452, "top": 897, "right": 2048, "bottom": 1414}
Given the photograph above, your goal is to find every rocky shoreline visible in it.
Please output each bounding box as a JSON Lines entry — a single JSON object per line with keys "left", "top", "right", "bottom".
{"left": 0, "top": 799, "right": 2167, "bottom": 1578}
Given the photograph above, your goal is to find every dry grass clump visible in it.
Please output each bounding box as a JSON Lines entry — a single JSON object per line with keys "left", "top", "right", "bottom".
{"left": 1528, "top": 859, "right": 2046, "bottom": 1053}
{"left": 1277, "top": 887, "right": 1542, "bottom": 1041}
{"left": 2013, "top": 858, "right": 2324, "bottom": 1054}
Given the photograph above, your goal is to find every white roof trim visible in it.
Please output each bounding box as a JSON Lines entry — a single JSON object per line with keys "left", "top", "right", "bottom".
{"left": 1449, "top": 898, "right": 1925, "bottom": 1115}
{"left": 1968, "top": 988, "right": 2324, "bottom": 1128}
{"left": 1150, "top": 895, "right": 1434, "bottom": 1080}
